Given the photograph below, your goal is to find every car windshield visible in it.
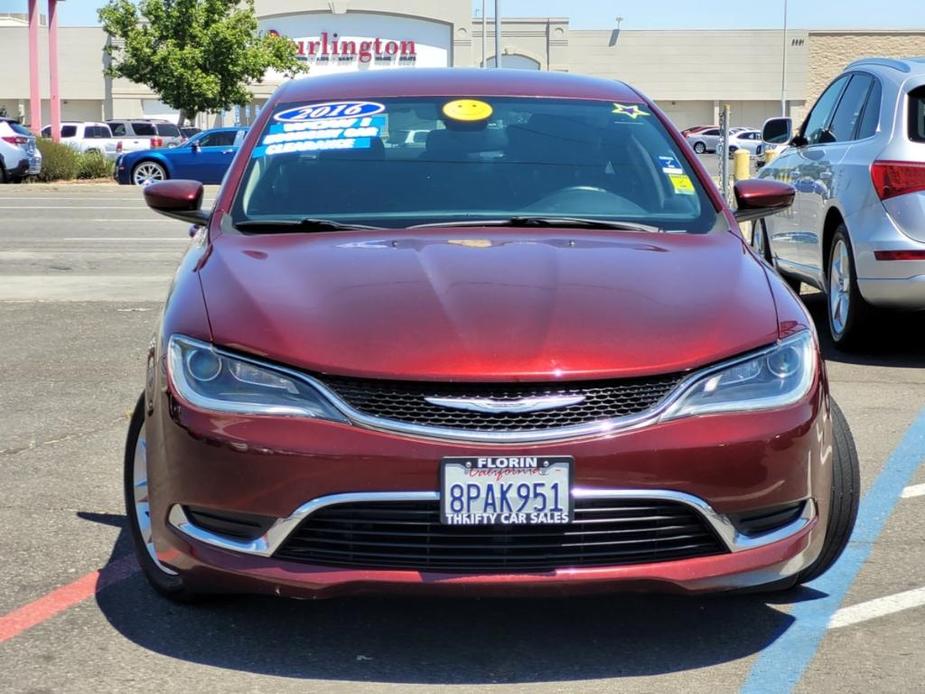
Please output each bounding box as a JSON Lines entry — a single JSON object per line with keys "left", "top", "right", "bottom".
{"left": 232, "top": 97, "right": 717, "bottom": 232}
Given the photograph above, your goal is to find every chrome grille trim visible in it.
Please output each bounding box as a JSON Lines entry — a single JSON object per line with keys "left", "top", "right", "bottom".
{"left": 168, "top": 490, "right": 816, "bottom": 561}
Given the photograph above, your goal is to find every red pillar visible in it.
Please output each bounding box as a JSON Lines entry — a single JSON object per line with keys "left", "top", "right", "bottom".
{"left": 27, "top": 0, "right": 42, "bottom": 134}
{"left": 49, "top": 0, "right": 62, "bottom": 142}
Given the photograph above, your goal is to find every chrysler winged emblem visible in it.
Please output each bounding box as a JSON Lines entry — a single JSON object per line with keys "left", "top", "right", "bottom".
{"left": 424, "top": 394, "right": 586, "bottom": 414}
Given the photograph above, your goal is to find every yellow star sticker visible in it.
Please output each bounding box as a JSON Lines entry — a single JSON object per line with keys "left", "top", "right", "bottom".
{"left": 612, "top": 103, "right": 650, "bottom": 119}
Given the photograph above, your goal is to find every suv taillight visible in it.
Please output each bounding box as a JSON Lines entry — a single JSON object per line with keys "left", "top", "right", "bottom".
{"left": 1, "top": 135, "right": 29, "bottom": 145}
{"left": 871, "top": 161, "right": 925, "bottom": 200}
{"left": 151, "top": 136, "right": 163, "bottom": 148}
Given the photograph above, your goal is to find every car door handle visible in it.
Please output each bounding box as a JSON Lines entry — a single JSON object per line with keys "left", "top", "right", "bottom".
{"left": 221, "top": 149, "right": 235, "bottom": 154}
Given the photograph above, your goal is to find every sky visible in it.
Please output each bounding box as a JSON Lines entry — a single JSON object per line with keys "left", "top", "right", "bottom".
{"left": 1, "top": 0, "right": 924, "bottom": 29}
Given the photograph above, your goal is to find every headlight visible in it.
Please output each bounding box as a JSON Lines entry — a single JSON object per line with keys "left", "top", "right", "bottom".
{"left": 167, "top": 335, "right": 347, "bottom": 421}
{"left": 661, "top": 331, "right": 816, "bottom": 420}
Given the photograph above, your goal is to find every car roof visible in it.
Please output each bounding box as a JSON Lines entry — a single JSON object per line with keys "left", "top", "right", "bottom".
{"left": 276, "top": 68, "right": 643, "bottom": 105}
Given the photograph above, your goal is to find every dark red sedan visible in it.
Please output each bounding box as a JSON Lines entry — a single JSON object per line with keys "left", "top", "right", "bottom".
{"left": 125, "top": 69, "right": 859, "bottom": 601}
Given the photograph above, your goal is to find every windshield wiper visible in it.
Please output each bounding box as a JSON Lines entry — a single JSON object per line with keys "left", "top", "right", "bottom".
{"left": 409, "top": 216, "right": 662, "bottom": 233}
{"left": 234, "top": 218, "right": 383, "bottom": 232}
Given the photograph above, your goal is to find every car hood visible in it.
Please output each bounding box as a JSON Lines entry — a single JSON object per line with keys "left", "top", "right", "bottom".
{"left": 198, "top": 228, "right": 779, "bottom": 381}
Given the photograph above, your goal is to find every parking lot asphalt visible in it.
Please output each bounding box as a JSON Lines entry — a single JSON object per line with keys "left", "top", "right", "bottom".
{"left": 0, "top": 184, "right": 923, "bottom": 693}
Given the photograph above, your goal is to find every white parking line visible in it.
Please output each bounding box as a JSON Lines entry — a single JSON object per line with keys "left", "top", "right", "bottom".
{"left": 901, "top": 483, "right": 925, "bottom": 498}
{"left": 829, "top": 586, "right": 925, "bottom": 629}
{"left": 1, "top": 218, "right": 175, "bottom": 223}
{"left": 63, "top": 237, "right": 188, "bottom": 241}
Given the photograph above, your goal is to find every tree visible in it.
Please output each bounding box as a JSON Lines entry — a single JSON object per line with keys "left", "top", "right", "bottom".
{"left": 99, "top": 0, "right": 306, "bottom": 125}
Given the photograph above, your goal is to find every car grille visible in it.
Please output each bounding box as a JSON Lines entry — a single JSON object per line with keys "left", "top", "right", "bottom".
{"left": 273, "top": 499, "right": 727, "bottom": 572}
{"left": 319, "top": 373, "right": 685, "bottom": 431}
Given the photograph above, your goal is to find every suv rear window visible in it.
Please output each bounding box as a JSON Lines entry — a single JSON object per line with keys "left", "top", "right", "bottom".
{"left": 132, "top": 122, "right": 157, "bottom": 136}
{"left": 61, "top": 125, "right": 77, "bottom": 138}
{"left": 233, "top": 96, "right": 717, "bottom": 233}
{"left": 155, "top": 123, "right": 181, "bottom": 137}
{"left": 910, "top": 86, "right": 925, "bottom": 142}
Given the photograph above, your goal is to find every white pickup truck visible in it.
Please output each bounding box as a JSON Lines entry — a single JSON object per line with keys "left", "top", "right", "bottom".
{"left": 41, "top": 121, "right": 122, "bottom": 160}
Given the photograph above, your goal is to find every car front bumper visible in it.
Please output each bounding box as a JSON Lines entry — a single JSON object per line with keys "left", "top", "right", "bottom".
{"left": 145, "top": 378, "right": 831, "bottom": 596}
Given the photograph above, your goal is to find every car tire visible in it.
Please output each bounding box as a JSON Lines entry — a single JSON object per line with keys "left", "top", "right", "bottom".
{"left": 131, "top": 160, "right": 167, "bottom": 186}
{"left": 751, "top": 220, "right": 801, "bottom": 294}
{"left": 124, "top": 394, "right": 201, "bottom": 602}
{"left": 751, "top": 219, "right": 771, "bottom": 262}
{"left": 795, "top": 399, "right": 860, "bottom": 584}
{"left": 827, "top": 225, "right": 870, "bottom": 347}
{"left": 0, "top": 163, "right": 7, "bottom": 184}
{"left": 693, "top": 142, "right": 706, "bottom": 154}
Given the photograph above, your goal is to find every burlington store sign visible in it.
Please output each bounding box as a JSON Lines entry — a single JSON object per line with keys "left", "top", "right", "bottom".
{"left": 261, "top": 12, "right": 451, "bottom": 75}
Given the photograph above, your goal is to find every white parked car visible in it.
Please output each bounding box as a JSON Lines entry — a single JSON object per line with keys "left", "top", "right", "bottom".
{"left": 41, "top": 121, "right": 122, "bottom": 160}
{"left": 0, "top": 117, "right": 42, "bottom": 182}
{"left": 722, "top": 129, "right": 765, "bottom": 158}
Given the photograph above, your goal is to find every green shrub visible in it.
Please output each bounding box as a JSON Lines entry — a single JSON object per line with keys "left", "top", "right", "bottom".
{"left": 76, "top": 150, "right": 114, "bottom": 180}
{"left": 35, "top": 139, "right": 78, "bottom": 181}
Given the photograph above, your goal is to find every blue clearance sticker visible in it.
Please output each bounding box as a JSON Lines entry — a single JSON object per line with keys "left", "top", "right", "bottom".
{"left": 273, "top": 101, "right": 386, "bottom": 123}
{"left": 658, "top": 155, "right": 683, "bottom": 174}
{"left": 252, "top": 114, "right": 386, "bottom": 157}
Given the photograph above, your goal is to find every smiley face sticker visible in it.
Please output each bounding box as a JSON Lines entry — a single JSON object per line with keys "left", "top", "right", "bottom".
{"left": 442, "top": 99, "right": 494, "bottom": 122}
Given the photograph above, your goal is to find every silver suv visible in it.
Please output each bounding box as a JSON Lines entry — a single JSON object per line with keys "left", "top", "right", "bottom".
{"left": 757, "top": 57, "right": 925, "bottom": 346}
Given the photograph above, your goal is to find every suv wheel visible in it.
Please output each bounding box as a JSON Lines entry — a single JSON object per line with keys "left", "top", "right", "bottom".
{"left": 124, "top": 394, "right": 200, "bottom": 602}
{"left": 827, "top": 226, "right": 870, "bottom": 347}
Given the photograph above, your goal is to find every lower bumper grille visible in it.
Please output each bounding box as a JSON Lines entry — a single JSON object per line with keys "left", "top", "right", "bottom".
{"left": 273, "top": 499, "right": 727, "bottom": 572}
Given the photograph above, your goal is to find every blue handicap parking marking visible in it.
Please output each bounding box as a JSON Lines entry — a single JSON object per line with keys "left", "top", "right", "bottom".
{"left": 741, "top": 407, "right": 925, "bottom": 693}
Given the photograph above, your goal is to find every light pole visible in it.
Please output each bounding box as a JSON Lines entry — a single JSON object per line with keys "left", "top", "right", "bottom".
{"left": 482, "top": 0, "right": 487, "bottom": 67}
{"left": 780, "top": 0, "right": 788, "bottom": 116}
{"left": 494, "top": 0, "right": 502, "bottom": 68}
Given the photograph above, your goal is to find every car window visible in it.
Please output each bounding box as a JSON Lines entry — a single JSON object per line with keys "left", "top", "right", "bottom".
{"left": 60, "top": 125, "right": 77, "bottom": 138}
{"left": 233, "top": 97, "right": 718, "bottom": 233}
{"left": 132, "top": 122, "right": 157, "bottom": 136}
{"left": 109, "top": 122, "right": 126, "bottom": 136}
{"left": 908, "top": 85, "right": 925, "bottom": 142}
{"left": 156, "top": 123, "right": 181, "bottom": 137}
{"left": 41, "top": 126, "right": 51, "bottom": 137}
{"left": 829, "top": 74, "right": 873, "bottom": 142}
{"left": 803, "top": 75, "right": 850, "bottom": 144}
{"left": 703, "top": 129, "right": 720, "bottom": 136}
{"left": 856, "top": 79, "right": 882, "bottom": 140}
{"left": 199, "top": 131, "right": 237, "bottom": 147}
{"left": 87, "top": 126, "right": 109, "bottom": 138}
{"left": 9, "top": 122, "right": 32, "bottom": 137}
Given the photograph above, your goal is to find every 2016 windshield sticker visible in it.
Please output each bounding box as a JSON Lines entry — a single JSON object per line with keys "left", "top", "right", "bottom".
{"left": 612, "top": 103, "right": 650, "bottom": 119}
{"left": 668, "top": 173, "right": 696, "bottom": 195}
{"left": 273, "top": 101, "right": 386, "bottom": 123}
{"left": 252, "top": 115, "right": 386, "bottom": 157}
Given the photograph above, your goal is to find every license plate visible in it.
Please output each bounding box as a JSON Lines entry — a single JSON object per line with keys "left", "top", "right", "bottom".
{"left": 440, "top": 456, "right": 573, "bottom": 525}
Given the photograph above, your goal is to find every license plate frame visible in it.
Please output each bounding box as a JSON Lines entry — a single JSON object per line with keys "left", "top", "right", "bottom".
{"left": 439, "top": 455, "right": 574, "bottom": 526}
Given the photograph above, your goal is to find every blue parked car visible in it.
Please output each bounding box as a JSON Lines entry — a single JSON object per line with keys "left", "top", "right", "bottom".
{"left": 114, "top": 127, "right": 248, "bottom": 185}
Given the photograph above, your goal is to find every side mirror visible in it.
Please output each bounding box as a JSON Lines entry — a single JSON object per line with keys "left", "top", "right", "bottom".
{"left": 143, "top": 180, "right": 209, "bottom": 225}
{"left": 762, "top": 117, "right": 793, "bottom": 145}
{"left": 733, "top": 179, "right": 795, "bottom": 223}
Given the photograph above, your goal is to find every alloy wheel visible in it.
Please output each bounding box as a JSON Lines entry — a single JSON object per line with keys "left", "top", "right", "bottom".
{"left": 132, "top": 423, "right": 177, "bottom": 575}
{"left": 829, "top": 239, "right": 851, "bottom": 338}
{"left": 133, "top": 162, "right": 166, "bottom": 186}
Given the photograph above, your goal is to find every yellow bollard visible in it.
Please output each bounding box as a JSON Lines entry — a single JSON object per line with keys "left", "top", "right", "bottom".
{"left": 734, "top": 148, "right": 750, "bottom": 182}
{"left": 764, "top": 147, "right": 779, "bottom": 166}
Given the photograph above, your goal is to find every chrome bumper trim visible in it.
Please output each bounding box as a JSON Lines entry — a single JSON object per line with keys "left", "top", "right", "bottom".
{"left": 168, "top": 489, "right": 816, "bottom": 560}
